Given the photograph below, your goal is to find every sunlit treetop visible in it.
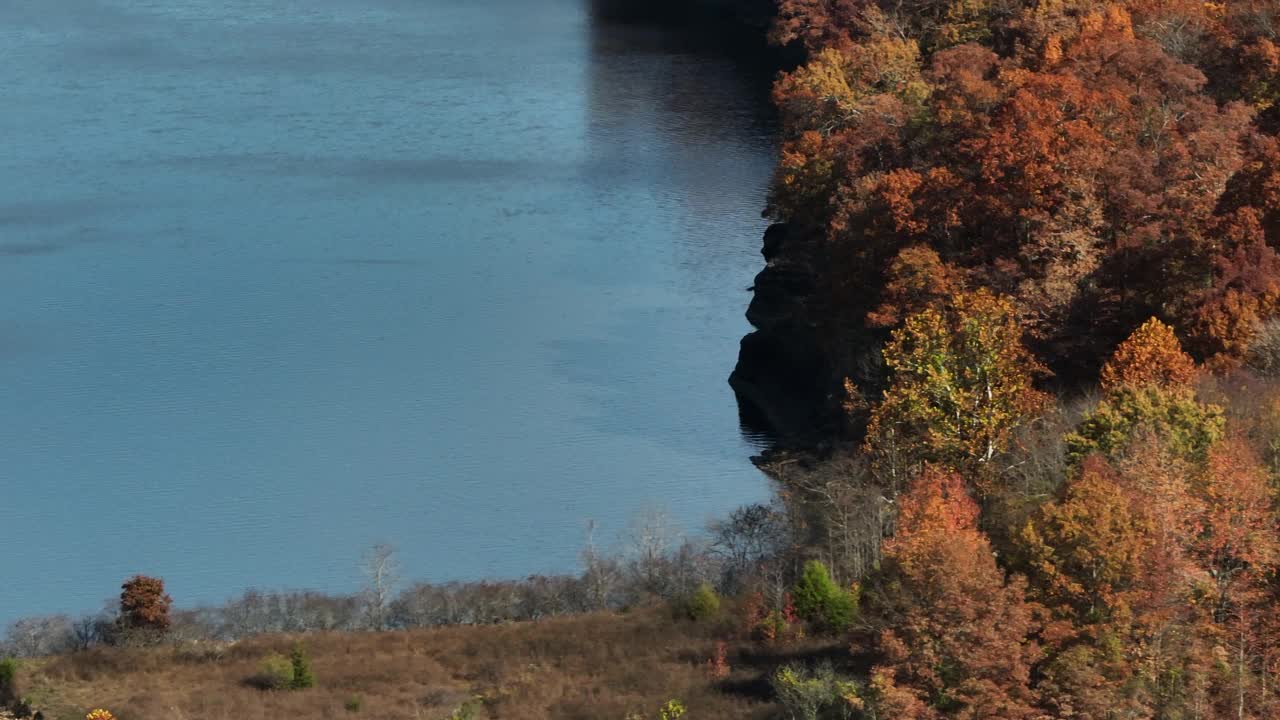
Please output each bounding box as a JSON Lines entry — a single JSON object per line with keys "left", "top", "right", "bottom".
{"left": 1099, "top": 318, "right": 1198, "bottom": 392}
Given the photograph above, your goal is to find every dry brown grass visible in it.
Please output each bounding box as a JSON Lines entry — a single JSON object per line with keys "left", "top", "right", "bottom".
{"left": 14, "top": 606, "right": 834, "bottom": 720}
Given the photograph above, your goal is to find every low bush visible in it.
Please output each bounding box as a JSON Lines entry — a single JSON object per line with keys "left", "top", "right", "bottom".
{"left": 627, "top": 699, "right": 686, "bottom": 720}
{"left": 658, "top": 699, "right": 686, "bottom": 720}
{"left": 742, "top": 592, "right": 804, "bottom": 645}
{"left": 344, "top": 693, "right": 363, "bottom": 712}
{"left": 0, "top": 657, "right": 17, "bottom": 706}
{"left": 173, "top": 641, "right": 229, "bottom": 665}
{"left": 250, "top": 653, "right": 293, "bottom": 690}
{"left": 772, "top": 663, "right": 860, "bottom": 720}
{"left": 705, "top": 641, "right": 729, "bottom": 680}
{"left": 682, "top": 583, "right": 720, "bottom": 622}
{"left": 440, "top": 696, "right": 483, "bottom": 720}
{"left": 792, "top": 561, "right": 858, "bottom": 633}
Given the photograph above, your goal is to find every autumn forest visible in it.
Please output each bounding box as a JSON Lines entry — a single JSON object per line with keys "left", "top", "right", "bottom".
{"left": 754, "top": 0, "right": 1280, "bottom": 717}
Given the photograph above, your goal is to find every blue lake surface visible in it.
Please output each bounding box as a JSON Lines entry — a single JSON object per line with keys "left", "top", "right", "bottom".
{"left": 0, "top": 0, "right": 777, "bottom": 623}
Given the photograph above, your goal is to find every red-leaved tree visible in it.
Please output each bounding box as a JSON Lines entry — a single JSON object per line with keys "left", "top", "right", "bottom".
{"left": 119, "top": 575, "right": 173, "bottom": 634}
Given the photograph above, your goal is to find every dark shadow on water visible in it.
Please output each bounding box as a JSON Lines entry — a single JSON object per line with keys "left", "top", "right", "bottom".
{"left": 735, "top": 390, "right": 780, "bottom": 448}
{"left": 586, "top": 0, "right": 791, "bottom": 81}
{"left": 565, "top": 0, "right": 781, "bottom": 456}
{"left": 587, "top": 0, "right": 778, "bottom": 38}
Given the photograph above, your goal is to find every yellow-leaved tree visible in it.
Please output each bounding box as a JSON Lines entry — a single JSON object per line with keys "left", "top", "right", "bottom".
{"left": 865, "top": 289, "right": 1049, "bottom": 491}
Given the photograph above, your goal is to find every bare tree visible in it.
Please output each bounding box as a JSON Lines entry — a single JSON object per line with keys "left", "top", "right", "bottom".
{"left": 516, "top": 574, "right": 584, "bottom": 619}
{"left": 581, "top": 519, "right": 620, "bottom": 610}
{"left": 623, "top": 507, "right": 682, "bottom": 597}
{"left": 665, "top": 538, "right": 719, "bottom": 599}
{"left": 709, "top": 502, "right": 790, "bottom": 592}
{"left": 360, "top": 543, "right": 400, "bottom": 631}
{"left": 5, "top": 615, "right": 73, "bottom": 658}
{"left": 390, "top": 576, "right": 585, "bottom": 628}
{"left": 758, "top": 451, "right": 889, "bottom": 587}
{"left": 69, "top": 611, "right": 114, "bottom": 651}
{"left": 794, "top": 471, "right": 890, "bottom": 583}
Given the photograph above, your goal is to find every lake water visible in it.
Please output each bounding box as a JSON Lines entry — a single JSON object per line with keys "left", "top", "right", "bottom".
{"left": 0, "top": 0, "right": 777, "bottom": 623}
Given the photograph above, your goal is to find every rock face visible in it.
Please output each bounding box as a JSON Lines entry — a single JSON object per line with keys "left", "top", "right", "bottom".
{"left": 730, "top": 223, "right": 832, "bottom": 438}
{"left": 731, "top": 223, "right": 888, "bottom": 441}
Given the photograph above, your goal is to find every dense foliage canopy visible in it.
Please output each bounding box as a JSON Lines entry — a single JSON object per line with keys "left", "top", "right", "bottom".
{"left": 761, "top": 3, "right": 1280, "bottom": 717}
{"left": 769, "top": 0, "right": 1280, "bottom": 377}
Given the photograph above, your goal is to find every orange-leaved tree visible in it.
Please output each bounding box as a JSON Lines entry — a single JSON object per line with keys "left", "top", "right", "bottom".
{"left": 867, "top": 466, "right": 1040, "bottom": 719}
{"left": 766, "top": 0, "right": 1264, "bottom": 379}
{"left": 1192, "top": 437, "right": 1280, "bottom": 718}
{"left": 1019, "top": 446, "right": 1191, "bottom": 719}
{"left": 1099, "top": 318, "right": 1198, "bottom": 392}
{"left": 865, "top": 245, "right": 963, "bottom": 329}
{"left": 1195, "top": 438, "right": 1278, "bottom": 601}
{"left": 1019, "top": 455, "right": 1152, "bottom": 623}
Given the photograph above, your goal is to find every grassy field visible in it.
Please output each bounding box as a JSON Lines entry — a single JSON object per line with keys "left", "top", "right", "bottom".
{"left": 10, "top": 606, "right": 839, "bottom": 720}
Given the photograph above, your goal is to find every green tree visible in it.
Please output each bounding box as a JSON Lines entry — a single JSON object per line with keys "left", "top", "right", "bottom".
{"left": 1068, "top": 317, "right": 1222, "bottom": 463}
{"left": 289, "top": 641, "right": 316, "bottom": 690}
{"left": 0, "top": 657, "right": 17, "bottom": 706}
{"left": 1065, "top": 385, "right": 1224, "bottom": 464}
{"left": 793, "top": 560, "right": 858, "bottom": 633}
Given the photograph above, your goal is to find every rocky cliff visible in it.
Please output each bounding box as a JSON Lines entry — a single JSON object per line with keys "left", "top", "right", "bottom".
{"left": 730, "top": 224, "right": 832, "bottom": 439}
